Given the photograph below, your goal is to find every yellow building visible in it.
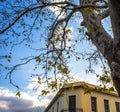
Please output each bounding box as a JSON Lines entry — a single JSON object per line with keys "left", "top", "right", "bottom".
{"left": 44, "top": 82, "right": 120, "bottom": 112}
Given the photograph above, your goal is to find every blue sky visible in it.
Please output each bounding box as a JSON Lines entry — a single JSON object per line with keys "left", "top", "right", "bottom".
{"left": 0, "top": 0, "right": 112, "bottom": 112}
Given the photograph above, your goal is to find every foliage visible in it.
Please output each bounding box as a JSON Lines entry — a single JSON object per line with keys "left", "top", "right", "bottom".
{"left": 0, "top": 0, "right": 119, "bottom": 95}
{"left": 16, "top": 91, "right": 21, "bottom": 97}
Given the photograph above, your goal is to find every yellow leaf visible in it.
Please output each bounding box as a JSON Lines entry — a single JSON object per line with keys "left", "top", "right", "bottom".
{"left": 70, "top": 84, "right": 74, "bottom": 91}
{"left": 94, "top": 8, "right": 100, "bottom": 12}
{"left": 84, "top": 88, "right": 91, "bottom": 94}
{"left": 47, "top": 67, "right": 51, "bottom": 70}
{"left": 41, "top": 90, "right": 50, "bottom": 95}
{"left": 52, "top": 33, "right": 56, "bottom": 37}
{"left": 56, "top": 37, "right": 60, "bottom": 42}
{"left": 65, "top": 29, "right": 71, "bottom": 33}
{"left": 67, "top": 37, "right": 72, "bottom": 41}
{"left": 48, "top": 61, "right": 53, "bottom": 65}
{"left": 36, "top": 57, "right": 41, "bottom": 62}
{"left": 100, "top": 76, "right": 106, "bottom": 82}
{"left": 50, "top": 81, "right": 57, "bottom": 89}
{"left": 16, "top": 91, "right": 21, "bottom": 97}
{"left": 58, "top": 91, "right": 64, "bottom": 96}
{"left": 38, "top": 77, "right": 41, "bottom": 84}
{"left": 61, "top": 67, "right": 68, "bottom": 74}
{"left": 108, "top": 87, "right": 114, "bottom": 91}
{"left": 57, "top": 64, "right": 62, "bottom": 70}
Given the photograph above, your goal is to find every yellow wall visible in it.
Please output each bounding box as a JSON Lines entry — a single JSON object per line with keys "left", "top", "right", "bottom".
{"left": 62, "top": 88, "right": 120, "bottom": 112}
{"left": 45, "top": 87, "right": 120, "bottom": 112}
{"left": 47, "top": 96, "right": 63, "bottom": 112}
{"left": 62, "top": 88, "right": 83, "bottom": 110}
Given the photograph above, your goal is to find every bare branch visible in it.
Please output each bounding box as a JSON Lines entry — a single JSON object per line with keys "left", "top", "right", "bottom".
{"left": 98, "top": 9, "right": 109, "bottom": 20}
{"left": 0, "top": 1, "right": 108, "bottom": 35}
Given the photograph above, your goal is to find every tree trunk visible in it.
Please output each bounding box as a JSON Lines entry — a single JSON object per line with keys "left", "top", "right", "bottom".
{"left": 80, "top": 0, "right": 120, "bottom": 96}
{"left": 110, "top": 61, "right": 120, "bottom": 96}
{"left": 109, "top": 0, "right": 120, "bottom": 96}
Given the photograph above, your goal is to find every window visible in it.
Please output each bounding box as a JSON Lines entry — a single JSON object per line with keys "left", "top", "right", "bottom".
{"left": 57, "top": 102, "right": 59, "bottom": 112}
{"left": 104, "top": 99, "right": 110, "bottom": 112}
{"left": 69, "top": 95, "right": 76, "bottom": 112}
{"left": 91, "top": 96, "right": 97, "bottom": 112}
{"left": 52, "top": 107, "right": 54, "bottom": 112}
{"left": 115, "top": 102, "right": 120, "bottom": 112}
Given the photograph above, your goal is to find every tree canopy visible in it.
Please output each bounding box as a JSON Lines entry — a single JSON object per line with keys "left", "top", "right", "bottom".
{"left": 0, "top": 0, "right": 120, "bottom": 96}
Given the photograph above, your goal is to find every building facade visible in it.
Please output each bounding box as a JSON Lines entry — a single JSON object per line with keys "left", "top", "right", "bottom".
{"left": 44, "top": 82, "right": 120, "bottom": 112}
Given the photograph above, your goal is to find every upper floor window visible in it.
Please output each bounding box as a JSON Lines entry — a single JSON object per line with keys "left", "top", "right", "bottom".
{"left": 91, "top": 96, "right": 97, "bottom": 112}
{"left": 57, "top": 102, "right": 59, "bottom": 112}
{"left": 104, "top": 99, "right": 110, "bottom": 112}
{"left": 115, "top": 102, "right": 120, "bottom": 112}
{"left": 69, "top": 95, "right": 76, "bottom": 112}
{"left": 52, "top": 107, "right": 54, "bottom": 112}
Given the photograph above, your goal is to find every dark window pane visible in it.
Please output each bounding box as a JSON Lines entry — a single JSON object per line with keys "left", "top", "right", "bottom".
{"left": 115, "top": 102, "right": 120, "bottom": 112}
{"left": 91, "top": 97, "right": 97, "bottom": 112}
{"left": 52, "top": 107, "right": 54, "bottom": 112}
{"left": 57, "top": 102, "right": 59, "bottom": 112}
{"left": 69, "top": 95, "right": 76, "bottom": 112}
{"left": 104, "top": 99, "right": 110, "bottom": 112}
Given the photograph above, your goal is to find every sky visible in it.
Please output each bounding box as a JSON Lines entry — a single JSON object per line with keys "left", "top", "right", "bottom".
{"left": 0, "top": 0, "right": 112, "bottom": 112}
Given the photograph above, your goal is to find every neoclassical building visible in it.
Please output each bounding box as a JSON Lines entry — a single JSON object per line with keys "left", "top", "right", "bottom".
{"left": 44, "top": 82, "right": 120, "bottom": 112}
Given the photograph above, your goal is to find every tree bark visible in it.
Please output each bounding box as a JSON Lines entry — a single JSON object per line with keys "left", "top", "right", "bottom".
{"left": 109, "top": 0, "right": 120, "bottom": 96}
{"left": 109, "top": 0, "right": 120, "bottom": 44}
{"left": 80, "top": 0, "right": 120, "bottom": 96}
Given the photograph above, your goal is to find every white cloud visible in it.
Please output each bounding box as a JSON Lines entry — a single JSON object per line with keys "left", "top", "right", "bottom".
{"left": 0, "top": 87, "right": 49, "bottom": 112}
{"left": 0, "top": 101, "right": 9, "bottom": 110}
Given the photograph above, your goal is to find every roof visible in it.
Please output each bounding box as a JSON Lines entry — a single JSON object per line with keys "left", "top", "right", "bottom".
{"left": 44, "top": 81, "right": 119, "bottom": 112}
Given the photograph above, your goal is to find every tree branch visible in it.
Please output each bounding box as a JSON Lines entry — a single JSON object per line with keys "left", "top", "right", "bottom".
{"left": 80, "top": 1, "right": 113, "bottom": 62}
{"left": 98, "top": 9, "right": 109, "bottom": 20}
{"left": 0, "top": 2, "right": 71, "bottom": 34}
{"left": 0, "top": 1, "right": 108, "bottom": 35}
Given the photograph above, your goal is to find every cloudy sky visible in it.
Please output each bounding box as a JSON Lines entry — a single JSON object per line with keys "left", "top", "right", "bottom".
{"left": 0, "top": 87, "right": 49, "bottom": 112}
{"left": 0, "top": 0, "right": 112, "bottom": 112}
{"left": 0, "top": 77, "right": 57, "bottom": 112}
